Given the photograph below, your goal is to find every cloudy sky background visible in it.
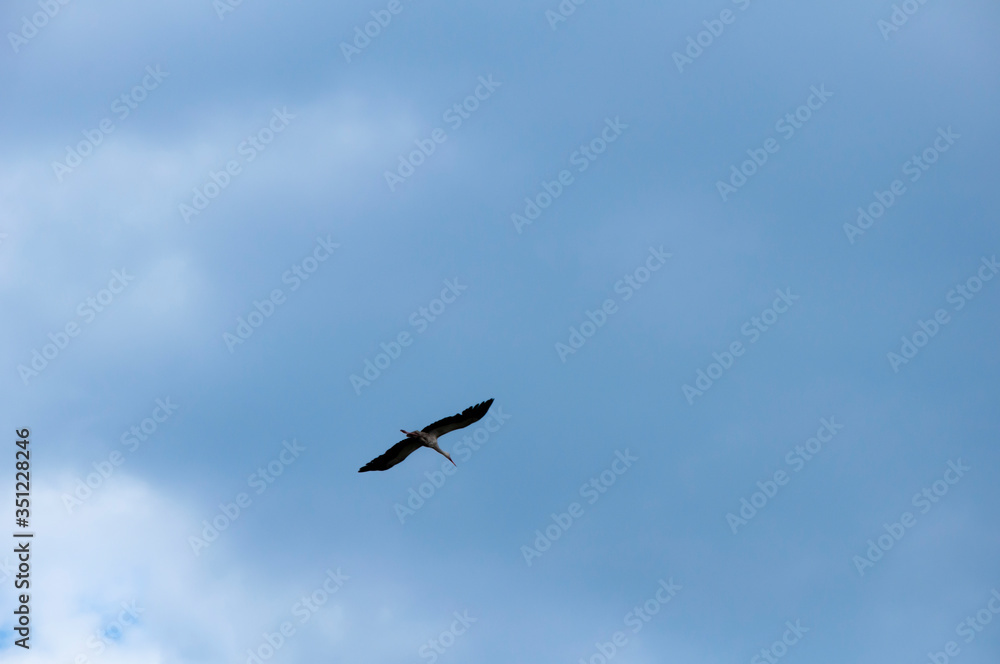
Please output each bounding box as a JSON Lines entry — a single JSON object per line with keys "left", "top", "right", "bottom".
{"left": 1, "top": 0, "right": 999, "bottom": 662}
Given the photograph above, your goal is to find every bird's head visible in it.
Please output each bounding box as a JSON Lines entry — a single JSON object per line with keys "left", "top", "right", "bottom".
{"left": 427, "top": 439, "right": 456, "bottom": 466}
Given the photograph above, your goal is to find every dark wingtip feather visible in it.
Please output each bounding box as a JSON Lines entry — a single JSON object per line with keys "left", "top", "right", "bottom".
{"left": 421, "top": 398, "right": 496, "bottom": 436}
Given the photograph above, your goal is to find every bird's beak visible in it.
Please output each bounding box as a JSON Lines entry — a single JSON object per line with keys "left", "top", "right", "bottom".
{"left": 447, "top": 454, "right": 456, "bottom": 466}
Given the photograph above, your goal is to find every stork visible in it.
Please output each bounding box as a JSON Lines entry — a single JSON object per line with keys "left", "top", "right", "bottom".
{"left": 358, "top": 399, "right": 494, "bottom": 472}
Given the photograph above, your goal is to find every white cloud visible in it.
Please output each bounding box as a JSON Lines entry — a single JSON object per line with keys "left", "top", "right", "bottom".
{"left": 1, "top": 473, "right": 348, "bottom": 663}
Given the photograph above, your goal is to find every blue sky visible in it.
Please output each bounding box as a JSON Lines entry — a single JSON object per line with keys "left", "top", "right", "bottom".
{"left": 1, "top": 0, "right": 999, "bottom": 662}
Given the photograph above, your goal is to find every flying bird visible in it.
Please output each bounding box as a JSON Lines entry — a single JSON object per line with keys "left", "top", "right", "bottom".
{"left": 359, "top": 399, "right": 494, "bottom": 472}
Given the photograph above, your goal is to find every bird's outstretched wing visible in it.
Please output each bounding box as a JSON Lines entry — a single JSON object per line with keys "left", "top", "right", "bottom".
{"left": 422, "top": 398, "right": 494, "bottom": 438}
{"left": 358, "top": 438, "right": 422, "bottom": 472}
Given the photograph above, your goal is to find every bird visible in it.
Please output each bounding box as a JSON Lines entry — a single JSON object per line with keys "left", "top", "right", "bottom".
{"left": 359, "top": 399, "right": 494, "bottom": 472}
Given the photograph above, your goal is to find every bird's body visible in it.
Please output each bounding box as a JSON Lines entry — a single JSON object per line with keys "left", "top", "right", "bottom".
{"left": 359, "top": 399, "right": 494, "bottom": 472}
